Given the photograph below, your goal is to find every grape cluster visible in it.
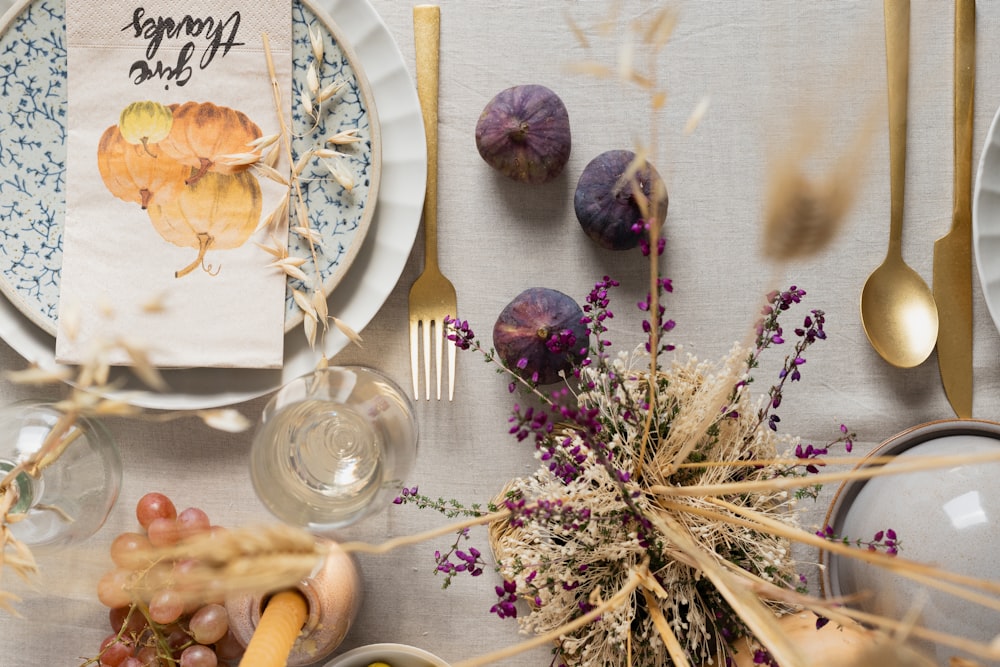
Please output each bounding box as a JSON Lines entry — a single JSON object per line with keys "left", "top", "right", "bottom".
{"left": 89, "top": 493, "right": 244, "bottom": 667}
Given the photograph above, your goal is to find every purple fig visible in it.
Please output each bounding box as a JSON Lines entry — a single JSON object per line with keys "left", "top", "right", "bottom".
{"left": 475, "top": 85, "right": 571, "bottom": 185}
{"left": 492, "top": 287, "right": 589, "bottom": 385}
{"left": 574, "top": 149, "right": 668, "bottom": 250}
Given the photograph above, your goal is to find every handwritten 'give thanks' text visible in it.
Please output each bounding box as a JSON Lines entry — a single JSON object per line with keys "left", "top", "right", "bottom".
{"left": 122, "top": 8, "right": 244, "bottom": 88}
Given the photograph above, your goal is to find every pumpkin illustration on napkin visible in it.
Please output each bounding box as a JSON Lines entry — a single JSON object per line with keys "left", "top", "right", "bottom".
{"left": 96, "top": 100, "right": 265, "bottom": 278}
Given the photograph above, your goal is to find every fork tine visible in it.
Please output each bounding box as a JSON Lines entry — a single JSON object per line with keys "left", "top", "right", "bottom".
{"left": 433, "top": 318, "right": 445, "bottom": 400}
{"left": 409, "top": 318, "right": 420, "bottom": 399}
{"left": 421, "top": 318, "right": 432, "bottom": 401}
{"left": 447, "top": 332, "right": 456, "bottom": 400}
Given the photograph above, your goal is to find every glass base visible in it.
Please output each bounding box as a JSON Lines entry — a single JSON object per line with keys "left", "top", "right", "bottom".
{"left": 0, "top": 459, "right": 37, "bottom": 514}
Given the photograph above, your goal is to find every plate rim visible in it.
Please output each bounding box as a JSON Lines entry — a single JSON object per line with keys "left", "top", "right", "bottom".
{"left": 0, "top": 0, "right": 426, "bottom": 409}
{"left": 972, "top": 100, "right": 1000, "bottom": 336}
{"left": 285, "top": 0, "right": 383, "bottom": 333}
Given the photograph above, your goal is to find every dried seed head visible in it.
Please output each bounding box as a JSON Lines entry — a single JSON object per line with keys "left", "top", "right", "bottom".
{"left": 262, "top": 143, "right": 281, "bottom": 169}
{"left": 216, "top": 152, "right": 261, "bottom": 167}
{"left": 247, "top": 133, "right": 280, "bottom": 150}
{"left": 269, "top": 257, "right": 309, "bottom": 283}
{"left": 292, "top": 289, "right": 317, "bottom": 319}
{"left": 4, "top": 366, "right": 75, "bottom": 386}
{"left": 300, "top": 88, "right": 314, "bottom": 119}
{"left": 326, "top": 128, "right": 362, "bottom": 145}
{"left": 309, "top": 25, "right": 324, "bottom": 63}
{"left": 684, "top": 96, "right": 710, "bottom": 135}
{"left": 331, "top": 316, "right": 363, "bottom": 347}
{"left": 761, "top": 107, "right": 875, "bottom": 262}
{"left": 291, "top": 225, "right": 325, "bottom": 251}
{"left": 307, "top": 62, "right": 321, "bottom": 97}
{"left": 252, "top": 162, "right": 289, "bottom": 186}
{"left": 312, "top": 288, "right": 329, "bottom": 331}
{"left": 318, "top": 80, "right": 346, "bottom": 103}
{"left": 196, "top": 408, "right": 252, "bottom": 433}
{"left": 322, "top": 157, "right": 354, "bottom": 192}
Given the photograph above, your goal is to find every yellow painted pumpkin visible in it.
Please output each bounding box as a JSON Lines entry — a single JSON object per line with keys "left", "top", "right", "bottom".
{"left": 118, "top": 101, "right": 174, "bottom": 156}
{"left": 96, "top": 124, "right": 189, "bottom": 209}
{"left": 157, "top": 101, "right": 262, "bottom": 184}
{"left": 147, "top": 170, "right": 262, "bottom": 277}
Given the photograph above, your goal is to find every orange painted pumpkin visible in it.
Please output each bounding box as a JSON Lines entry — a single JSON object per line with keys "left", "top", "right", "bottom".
{"left": 147, "top": 170, "right": 262, "bottom": 277}
{"left": 157, "top": 101, "right": 263, "bottom": 184}
{"left": 96, "top": 124, "right": 189, "bottom": 209}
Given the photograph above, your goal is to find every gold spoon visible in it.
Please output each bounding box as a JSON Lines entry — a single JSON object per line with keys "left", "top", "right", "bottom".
{"left": 860, "top": 0, "right": 939, "bottom": 368}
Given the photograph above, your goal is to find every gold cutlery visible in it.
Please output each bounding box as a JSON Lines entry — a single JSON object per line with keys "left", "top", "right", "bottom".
{"left": 860, "top": 0, "right": 940, "bottom": 368}
{"left": 408, "top": 4, "right": 458, "bottom": 400}
{"left": 933, "top": 0, "right": 975, "bottom": 418}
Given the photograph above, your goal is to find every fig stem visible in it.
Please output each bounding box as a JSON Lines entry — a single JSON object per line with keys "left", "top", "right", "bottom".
{"left": 509, "top": 121, "right": 530, "bottom": 142}
{"left": 139, "top": 188, "right": 152, "bottom": 210}
{"left": 174, "top": 232, "right": 214, "bottom": 278}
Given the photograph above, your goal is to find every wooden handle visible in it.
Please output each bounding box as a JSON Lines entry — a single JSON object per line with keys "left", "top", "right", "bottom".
{"left": 414, "top": 5, "right": 440, "bottom": 270}
{"left": 884, "top": 0, "right": 909, "bottom": 258}
{"left": 953, "top": 0, "right": 975, "bottom": 227}
{"left": 238, "top": 590, "right": 308, "bottom": 667}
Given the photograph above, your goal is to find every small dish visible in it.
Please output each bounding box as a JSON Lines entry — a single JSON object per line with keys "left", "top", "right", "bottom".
{"left": 821, "top": 419, "right": 1000, "bottom": 665}
{"left": 324, "top": 643, "right": 450, "bottom": 667}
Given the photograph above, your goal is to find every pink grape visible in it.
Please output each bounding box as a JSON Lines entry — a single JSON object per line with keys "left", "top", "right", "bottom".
{"left": 176, "top": 507, "right": 211, "bottom": 540}
{"left": 134, "top": 647, "right": 160, "bottom": 666}
{"left": 110, "top": 532, "right": 154, "bottom": 569}
{"left": 166, "top": 626, "right": 190, "bottom": 659}
{"left": 98, "top": 635, "right": 133, "bottom": 666}
{"left": 188, "top": 603, "right": 229, "bottom": 644}
{"left": 179, "top": 645, "right": 218, "bottom": 667}
{"left": 146, "top": 517, "right": 180, "bottom": 547}
{"left": 120, "top": 658, "right": 144, "bottom": 667}
{"left": 136, "top": 493, "right": 177, "bottom": 529}
{"left": 109, "top": 606, "right": 147, "bottom": 637}
{"left": 97, "top": 569, "right": 133, "bottom": 609}
{"left": 148, "top": 589, "right": 185, "bottom": 624}
{"left": 213, "top": 630, "right": 245, "bottom": 661}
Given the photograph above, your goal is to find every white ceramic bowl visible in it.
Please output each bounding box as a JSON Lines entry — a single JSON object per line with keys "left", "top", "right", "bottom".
{"left": 821, "top": 419, "right": 1000, "bottom": 665}
{"left": 323, "top": 643, "right": 450, "bottom": 667}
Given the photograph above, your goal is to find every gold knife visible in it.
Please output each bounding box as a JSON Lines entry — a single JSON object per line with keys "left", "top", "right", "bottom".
{"left": 933, "top": 0, "right": 975, "bottom": 418}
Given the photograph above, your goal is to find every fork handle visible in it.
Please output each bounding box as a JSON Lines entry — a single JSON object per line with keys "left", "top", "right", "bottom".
{"left": 414, "top": 5, "right": 440, "bottom": 272}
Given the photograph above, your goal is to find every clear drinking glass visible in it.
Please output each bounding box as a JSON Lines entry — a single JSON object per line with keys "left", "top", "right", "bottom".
{"left": 250, "top": 366, "right": 418, "bottom": 532}
{"left": 0, "top": 400, "right": 122, "bottom": 549}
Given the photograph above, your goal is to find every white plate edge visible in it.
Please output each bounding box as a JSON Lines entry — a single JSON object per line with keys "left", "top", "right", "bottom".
{"left": 0, "top": 0, "right": 426, "bottom": 410}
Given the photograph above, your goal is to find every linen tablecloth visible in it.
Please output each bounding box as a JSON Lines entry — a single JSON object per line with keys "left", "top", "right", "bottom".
{"left": 2, "top": 1, "right": 999, "bottom": 665}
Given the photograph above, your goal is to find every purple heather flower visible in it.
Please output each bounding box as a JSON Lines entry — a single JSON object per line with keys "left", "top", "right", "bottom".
{"left": 443, "top": 315, "right": 475, "bottom": 350}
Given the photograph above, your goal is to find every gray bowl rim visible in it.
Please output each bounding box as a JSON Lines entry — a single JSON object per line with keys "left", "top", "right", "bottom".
{"left": 819, "top": 417, "right": 1000, "bottom": 599}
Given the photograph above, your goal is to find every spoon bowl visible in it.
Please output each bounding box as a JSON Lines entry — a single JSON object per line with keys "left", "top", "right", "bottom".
{"left": 861, "top": 254, "right": 939, "bottom": 368}
{"left": 861, "top": 0, "right": 939, "bottom": 368}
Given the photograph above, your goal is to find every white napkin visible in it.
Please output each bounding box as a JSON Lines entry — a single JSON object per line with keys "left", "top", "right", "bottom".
{"left": 56, "top": 0, "right": 292, "bottom": 369}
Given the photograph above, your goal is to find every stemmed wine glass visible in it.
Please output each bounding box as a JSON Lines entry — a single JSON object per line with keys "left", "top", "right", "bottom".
{"left": 0, "top": 400, "right": 122, "bottom": 550}
{"left": 249, "top": 366, "right": 418, "bottom": 532}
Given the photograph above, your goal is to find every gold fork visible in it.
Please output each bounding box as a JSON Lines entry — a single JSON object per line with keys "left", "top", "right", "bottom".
{"left": 409, "top": 4, "right": 457, "bottom": 401}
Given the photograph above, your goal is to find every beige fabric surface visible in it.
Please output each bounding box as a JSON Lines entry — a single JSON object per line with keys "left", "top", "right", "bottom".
{"left": 2, "top": 1, "right": 1000, "bottom": 666}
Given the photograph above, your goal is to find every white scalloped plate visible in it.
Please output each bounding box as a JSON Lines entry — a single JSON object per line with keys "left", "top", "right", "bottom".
{"left": 0, "top": 0, "right": 425, "bottom": 409}
{"left": 973, "top": 102, "right": 1000, "bottom": 335}
{"left": 0, "top": 0, "right": 379, "bottom": 335}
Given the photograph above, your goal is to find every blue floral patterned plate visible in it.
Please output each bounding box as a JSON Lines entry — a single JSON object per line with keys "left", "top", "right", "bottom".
{"left": 0, "top": 0, "right": 380, "bottom": 336}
